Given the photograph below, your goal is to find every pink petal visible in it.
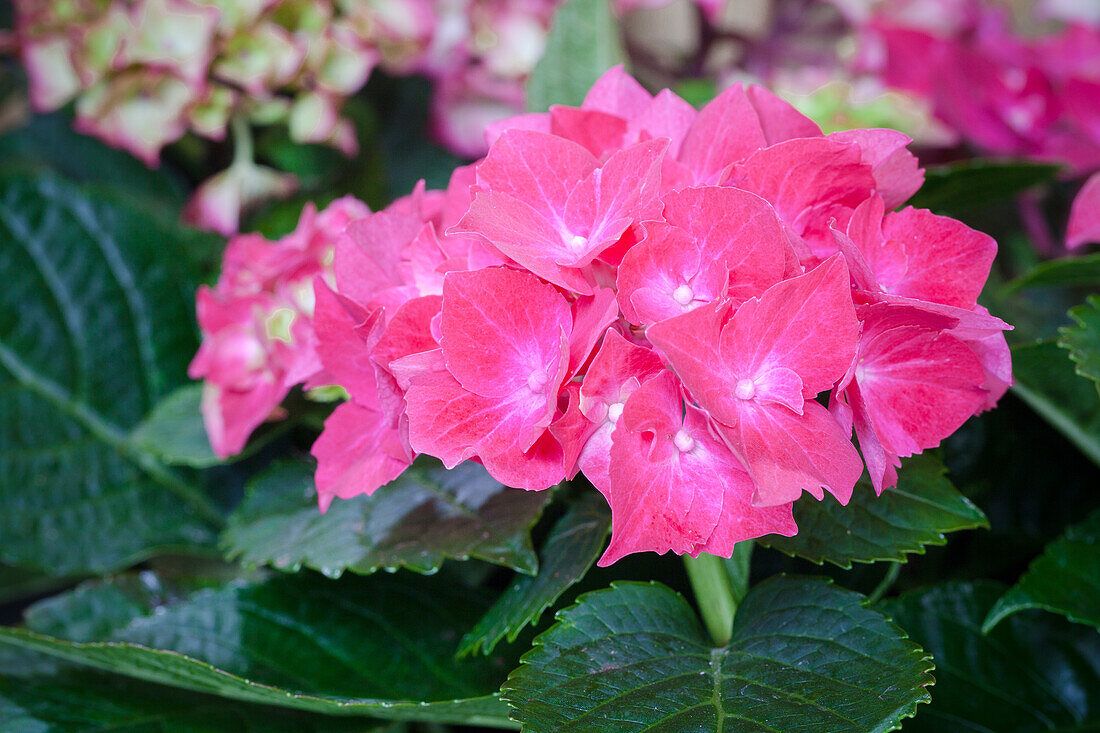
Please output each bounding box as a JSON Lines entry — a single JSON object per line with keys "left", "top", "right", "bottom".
{"left": 581, "top": 64, "right": 653, "bottom": 118}
{"left": 719, "top": 398, "right": 864, "bottom": 506}
{"left": 729, "top": 137, "right": 877, "bottom": 259}
{"left": 829, "top": 129, "right": 924, "bottom": 209}
{"left": 479, "top": 429, "right": 567, "bottom": 490}
{"left": 618, "top": 186, "right": 793, "bottom": 324}
{"left": 568, "top": 289, "right": 619, "bottom": 378}
{"left": 878, "top": 207, "right": 997, "bottom": 309}
{"left": 598, "top": 373, "right": 726, "bottom": 565}
{"left": 1068, "top": 172, "right": 1100, "bottom": 249}
{"left": 678, "top": 83, "right": 820, "bottom": 185}
{"left": 311, "top": 401, "right": 412, "bottom": 512}
{"left": 549, "top": 106, "right": 629, "bottom": 157}
{"left": 404, "top": 365, "right": 557, "bottom": 468}
{"left": 440, "top": 267, "right": 571, "bottom": 398}
{"left": 372, "top": 295, "right": 442, "bottom": 374}
{"left": 312, "top": 279, "right": 384, "bottom": 406}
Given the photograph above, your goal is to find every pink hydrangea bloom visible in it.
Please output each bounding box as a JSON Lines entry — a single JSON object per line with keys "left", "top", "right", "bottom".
{"left": 308, "top": 67, "right": 1011, "bottom": 563}
{"left": 190, "top": 196, "right": 370, "bottom": 458}
{"left": 851, "top": 0, "right": 1100, "bottom": 173}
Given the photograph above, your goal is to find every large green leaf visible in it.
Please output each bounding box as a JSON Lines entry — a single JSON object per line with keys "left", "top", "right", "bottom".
{"left": 503, "top": 576, "right": 933, "bottom": 732}
{"left": 906, "top": 159, "right": 1059, "bottom": 217}
{"left": 0, "top": 112, "right": 188, "bottom": 206}
{"left": 1011, "top": 340, "right": 1100, "bottom": 466}
{"left": 221, "top": 459, "right": 550, "bottom": 577}
{"left": 759, "top": 454, "right": 987, "bottom": 568}
{"left": 526, "top": 0, "right": 625, "bottom": 113}
{"left": 459, "top": 494, "right": 610, "bottom": 657}
{"left": 127, "top": 383, "right": 221, "bottom": 468}
{"left": 0, "top": 649, "right": 390, "bottom": 733}
{"left": 0, "top": 172, "right": 223, "bottom": 576}
{"left": 881, "top": 582, "right": 1100, "bottom": 732}
{"left": 1058, "top": 296, "right": 1100, "bottom": 393}
{"left": 0, "top": 572, "right": 518, "bottom": 727}
{"left": 983, "top": 508, "right": 1100, "bottom": 632}
{"left": 1006, "top": 253, "right": 1100, "bottom": 292}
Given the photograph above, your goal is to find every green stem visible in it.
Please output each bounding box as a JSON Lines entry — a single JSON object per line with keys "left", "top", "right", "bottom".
{"left": 684, "top": 552, "right": 736, "bottom": 646}
{"left": 230, "top": 115, "right": 254, "bottom": 169}
{"left": 868, "top": 561, "right": 902, "bottom": 604}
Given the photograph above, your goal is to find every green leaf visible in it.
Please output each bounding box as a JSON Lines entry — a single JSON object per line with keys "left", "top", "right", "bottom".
{"left": 759, "top": 453, "right": 987, "bottom": 568}
{"left": 459, "top": 494, "right": 610, "bottom": 657}
{"left": 526, "top": 0, "right": 625, "bottom": 113}
{"left": 1006, "top": 253, "right": 1100, "bottom": 292}
{"left": 0, "top": 572, "right": 518, "bottom": 727}
{"left": 983, "top": 508, "right": 1100, "bottom": 632}
{"left": 1011, "top": 340, "right": 1100, "bottom": 466}
{"left": 0, "top": 172, "right": 223, "bottom": 576}
{"left": 503, "top": 576, "right": 933, "bottom": 732}
{"left": 0, "top": 649, "right": 391, "bottom": 733}
{"left": 0, "top": 112, "right": 188, "bottom": 206}
{"left": 128, "top": 383, "right": 222, "bottom": 468}
{"left": 222, "top": 459, "right": 551, "bottom": 577}
{"left": 906, "top": 159, "right": 1060, "bottom": 217}
{"left": 1058, "top": 296, "right": 1100, "bottom": 393}
{"left": 881, "top": 581, "right": 1100, "bottom": 732}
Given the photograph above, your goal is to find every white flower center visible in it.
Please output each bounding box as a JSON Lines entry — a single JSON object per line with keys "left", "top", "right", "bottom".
{"left": 569, "top": 234, "right": 588, "bottom": 250}
{"left": 734, "top": 378, "right": 756, "bottom": 400}
{"left": 527, "top": 371, "right": 548, "bottom": 392}
{"left": 673, "top": 429, "right": 695, "bottom": 452}
{"left": 672, "top": 283, "right": 694, "bottom": 306}
{"left": 607, "top": 401, "right": 624, "bottom": 424}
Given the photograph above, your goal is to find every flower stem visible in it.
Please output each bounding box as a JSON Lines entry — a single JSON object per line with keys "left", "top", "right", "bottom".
{"left": 230, "top": 114, "right": 254, "bottom": 169}
{"left": 684, "top": 552, "right": 737, "bottom": 646}
{"left": 868, "top": 561, "right": 902, "bottom": 604}
{"left": 724, "top": 540, "right": 753, "bottom": 605}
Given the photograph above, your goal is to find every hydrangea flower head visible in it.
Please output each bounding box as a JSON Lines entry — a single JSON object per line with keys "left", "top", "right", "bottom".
{"left": 289, "top": 68, "right": 1011, "bottom": 562}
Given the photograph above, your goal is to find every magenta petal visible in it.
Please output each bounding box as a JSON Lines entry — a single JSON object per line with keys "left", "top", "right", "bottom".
{"left": 371, "top": 295, "right": 442, "bottom": 374}
{"left": 312, "top": 401, "right": 412, "bottom": 512}
{"left": 568, "top": 289, "right": 619, "bottom": 378}
{"left": 200, "top": 378, "right": 285, "bottom": 459}
{"left": 1068, "top": 172, "right": 1100, "bottom": 249}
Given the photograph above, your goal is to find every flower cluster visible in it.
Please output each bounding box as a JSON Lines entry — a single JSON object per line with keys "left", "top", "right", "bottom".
{"left": 189, "top": 195, "right": 369, "bottom": 457}
{"left": 300, "top": 66, "right": 1010, "bottom": 563}
{"left": 12, "top": 0, "right": 561, "bottom": 232}
{"left": 845, "top": 0, "right": 1100, "bottom": 173}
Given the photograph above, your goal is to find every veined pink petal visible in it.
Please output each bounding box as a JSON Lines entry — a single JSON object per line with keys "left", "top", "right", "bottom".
{"left": 567, "top": 289, "right": 619, "bottom": 378}
{"left": 404, "top": 365, "right": 557, "bottom": 467}
{"left": 581, "top": 64, "right": 653, "bottom": 118}
{"left": 829, "top": 129, "right": 925, "bottom": 209}
{"left": 730, "top": 137, "right": 876, "bottom": 259}
{"left": 312, "top": 279, "right": 383, "bottom": 407}
{"left": 312, "top": 401, "right": 412, "bottom": 512}
{"left": 440, "top": 267, "right": 571, "bottom": 398}
{"left": 599, "top": 373, "right": 726, "bottom": 565}
{"left": 678, "top": 83, "right": 821, "bottom": 185}
{"left": 453, "top": 135, "right": 665, "bottom": 293}
{"left": 718, "top": 398, "right": 864, "bottom": 506}
{"left": 617, "top": 186, "right": 794, "bottom": 324}
{"left": 847, "top": 305, "right": 987, "bottom": 492}
{"left": 371, "top": 295, "right": 442, "bottom": 375}
{"left": 549, "top": 106, "right": 629, "bottom": 157}
{"left": 479, "top": 429, "right": 566, "bottom": 490}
